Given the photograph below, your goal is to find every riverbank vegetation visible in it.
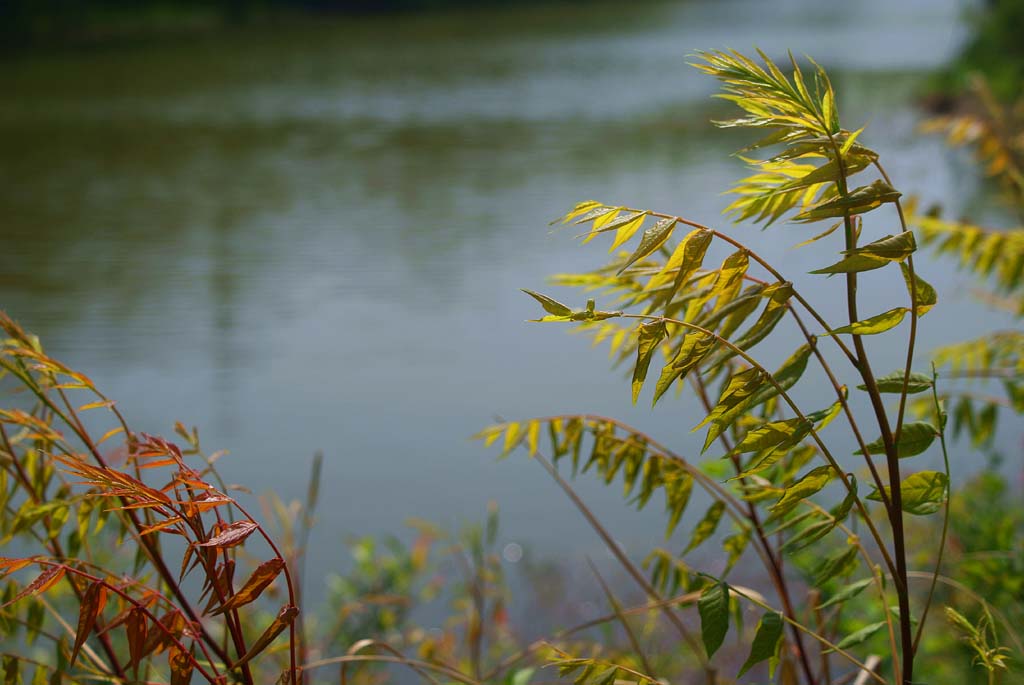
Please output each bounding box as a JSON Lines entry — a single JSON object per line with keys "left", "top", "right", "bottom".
{"left": 2, "top": 47, "right": 1021, "bottom": 684}
{"left": 0, "top": 0, "right": 611, "bottom": 49}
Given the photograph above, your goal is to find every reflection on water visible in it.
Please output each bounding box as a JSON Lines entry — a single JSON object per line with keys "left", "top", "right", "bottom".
{"left": 0, "top": 0, "right": 1011, "bottom": 580}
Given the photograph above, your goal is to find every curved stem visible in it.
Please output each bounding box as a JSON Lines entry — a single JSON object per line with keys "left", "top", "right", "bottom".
{"left": 618, "top": 206, "right": 860, "bottom": 368}
{"left": 302, "top": 655, "right": 481, "bottom": 685}
{"left": 691, "top": 373, "right": 818, "bottom": 685}
{"left": 622, "top": 312, "right": 898, "bottom": 580}
{"left": 831, "top": 146, "right": 910, "bottom": 685}
{"left": 528, "top": 448, "right": 710, "bottom": 667}
{"left": 482, "top": 588, "right": 705, "bottom": 681}
{"left": 803, "top": 500, "right": 900, "bottom": 685}
{"left": 785, "top": 307, "right": 892, "bottom": 512}
{"left": 911, "top": 367, "right": 953, "bottom": 654}
{"left": 526, "top": 413, "right": 752, "bottom": 528}
{"left": 727, "top": 585, "right": 888, "bottom": 684}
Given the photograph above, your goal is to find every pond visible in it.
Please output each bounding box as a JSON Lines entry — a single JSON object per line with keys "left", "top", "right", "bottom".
{"left": 0, "top": 0, "right": 1014, "bottom": 591}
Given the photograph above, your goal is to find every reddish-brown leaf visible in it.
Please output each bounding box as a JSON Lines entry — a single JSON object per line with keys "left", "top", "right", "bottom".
{"left": 201, "top": 560, "right": 235, "bottom": 615}
{"left": 181, "top": 492, "right": 233, "bottom": 517}
{"left": 1, "top": 565, "right": 66, "bottom": 610}
{"left": 232, "top": 604, "right": 299, "bottom": 670}
{"left": 0, "top": 558, "right": 34, "bottom": 578}
{"left": 70, "top": 582, "right": 107, "bottom": 667}
{"left": 179, "top": 544, "right": 197, "bottom": 583}
{"left": 125, "top": 607, "right": 148, "bottom": 668}
{"left": 196, "top": 521, "right": 258, "bottom": 549}
{"left": 138, "top": 517, "right": 184, "bottom": 537}
{"left": 143, "top": 609, "right": 187, "bottom": 656}
{"left": 168, "top": 643, "right": 194, "bottom": 685}
{"left": 210, "top": 558, "right": 285, "bottom": 616}
{"left": 97, "top": 426, "right": 125, "bottom": 445}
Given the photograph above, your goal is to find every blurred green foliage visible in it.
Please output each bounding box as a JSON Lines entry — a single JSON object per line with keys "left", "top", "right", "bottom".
{"left": 935, "top": 0, "right": 1024, "bottom": 103}
{"left": 0, "top": 0, "right": 602, "bottom": 48}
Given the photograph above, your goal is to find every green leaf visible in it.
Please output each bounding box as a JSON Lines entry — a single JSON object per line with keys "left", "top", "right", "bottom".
{"left": 734, "top": 417, "right": 810, "bottom": 454}
{"left": 599, "top": 210, "right": 645, "bottom": 233}
{"left": 663, "top": 470, "right": 694, "bottom": 537}
{"left": 521, "top": 289, "right": 572, "bottom": 317}
{"left": 709, "top": 250, "right": 750, "bottom": 312}
{"left": 728, "top": 282, "right": 793, "bottom": 351}
{"left": 684, "top": 501, "right": 726, "bottom": 553}
{"left": 648, "top": 228, "right": 714, "bottom": 302}
{"left": 816, "top": 578, "right": 874, "bottom": 610}
{"left": 701, "top": 343, "right": 813, "bottom": 451}
{"left": 591, "top": 666, "right": 618, "bottom": 685}
{"left": 507, "top": 667, "right": 531, "bottom": 685}
{"left": 738, "top": 612, "right": 784, "bottom": 677}
{"left": 804, "top": 394, "right": 846, "bottom": 430}
{"left": 632, "top": 321, "right": 667, "bottom": 404}
{"left": 827, "top": 308, "right": 907, "bottom": 335}
{"left": 553, "top": 200, "right": 603, "bottom": 225}
{"left": 697, "top": 368, "right": 765, "bottom": 451}
{"left": 571, "top": 206, "right": 615, "bottom": 225}
{"left": 697, "top": 580, "right": 730, "bottom": 659}
{"left": 900, "top": 262, "right": 937, "bottom": 315}
{"left": 618, "top": 218, "right": 677, "bottom": 274}
{"left": 813, "top": 545, "right": 859, "bottom": 585}
{"left": 793, "top": 221, "right": 841, "bottom": 248}
{"left": 810, "top": 232, "right": 916, "bottom": 274}
{"left": 780, "top": 519, "right": 834, "bottom": 553}
{"left": 722, "top": 530, "right": 751, "bottom": 574}
{"left": 652, "top": 333, "right": 716, "bottom": 406}
{"left": 768, "top": 465, "right": 832, "bottom": 518}
{"left": 861, "top": 370, "right": 932, "bottom": 394}
{"left": 856, "top": 422, "right": 937, "bottom": 458}
{"left": 846, "top": 231, "right": 917, "bottom": 261}
{"left": 830, "top": 474, "right": 857, "bottom": 523}
{"left": 867, "top": 470, "right": 948, "bottom": 515}
{"left": 828, "top": 621, "right": 888, "bottom": 652}
{"left": 607, "top": 213, "right": 648, "bottom": 251}
{"left": 794, "top": 180, "right": 901, "bottom": 222}
{"left": 810, "top": 253, "right": 889, "bottom": 275}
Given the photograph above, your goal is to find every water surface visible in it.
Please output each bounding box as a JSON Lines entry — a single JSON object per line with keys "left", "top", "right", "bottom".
{"left": 1, "top": 0, "right": 1012, "bottom": 586}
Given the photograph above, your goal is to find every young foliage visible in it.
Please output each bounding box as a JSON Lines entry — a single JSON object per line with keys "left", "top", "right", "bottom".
{"left": 479, "top": 48, "right": 1023, "bottom": 685}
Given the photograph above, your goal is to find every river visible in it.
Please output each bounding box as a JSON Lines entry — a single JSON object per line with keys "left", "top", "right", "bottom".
{"left": 0, "top": 0, "right": 1014, "bottom": 592}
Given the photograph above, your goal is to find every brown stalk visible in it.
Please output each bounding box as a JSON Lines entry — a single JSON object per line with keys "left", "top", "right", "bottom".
{"left": 690, "top": 373, "right": 818, "bottom": 685}
{"left": 829, "top": 145, "right": 911, "bottom": 685}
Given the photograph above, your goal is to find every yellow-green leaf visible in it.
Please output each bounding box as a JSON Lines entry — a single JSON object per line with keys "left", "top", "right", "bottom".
{"left": 684, "top": 501, "right": 725, "bottom": 554}
{"left": 794, "top": 180, "right": 901, "bottom": 222}
{"left": 816, "top": 577, "right": 874, "bottom": 610}
{"left": 827, "top": 308, "right": 907, "bottom": 335}
{"left": 900, "top": 263, "right": 937, "bottom": 315}
{"left": 733, "top": 417, "right": 810, "bottom": 454}
{"left": 652, "top": 333, "right": 716, "bottom": 406}
{"left": 618, "top": 218, "right": 676, "bottom": 273}
{"left": 697, "top": 580, "right": 730, "bottom": 659}
{"left": 738, "top": 612, "right": 783, "bottom": 677}
{"left": 632, "top": 321, "right": 668, "bottom": 404}
{"left": 521, "top": 289, "right": 573, "bottom": 317}
{"left": 768, "top": 465, "right": 832, "bottom": 518}
{"left": 606, "top": 213, "right": 648, "bottom": 251}
{"left": 867, "top": 470, "right": 948, "bottom": 515}
{"left": 647, "top": 228, "right": 714, "bottom": 299}
{"left": 861, "top": 370, "right": 932, "bottom": 395}
{"left": 856, "top": 422, "right": 937, "bottom": 458}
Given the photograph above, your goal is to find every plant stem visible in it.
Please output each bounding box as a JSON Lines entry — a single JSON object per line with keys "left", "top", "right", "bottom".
{"left": 529, "top": 449, "right": 711, "bottom": 670}
{"left": 830, "top": 146, "right": 912, "bottom": 685}
{"left": 621, "top": 313, "right": 898, "bottom": 581}
{"left": 911, "top": 367, "right": 953, "bottom": 654}
{"left": 692, "top": 374, "right": 818, "bottom": 685}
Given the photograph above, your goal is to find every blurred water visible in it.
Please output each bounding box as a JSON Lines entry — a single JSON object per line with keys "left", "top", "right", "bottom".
{"left": 1, "top": 0, "right": 1015, "bottom": 589}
